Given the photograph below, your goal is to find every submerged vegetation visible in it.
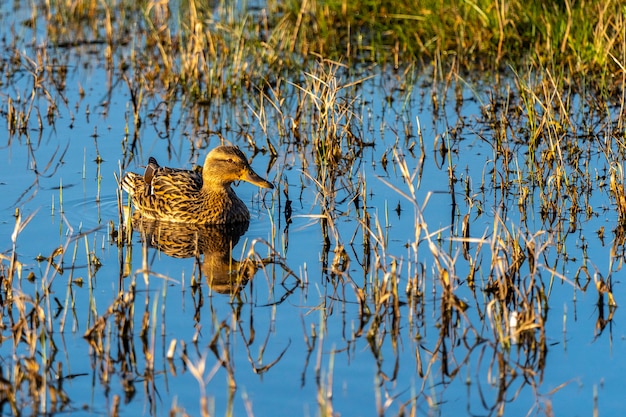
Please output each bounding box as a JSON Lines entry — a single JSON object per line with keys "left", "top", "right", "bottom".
{"left": 0, "top": 0, "right": 625, "bottom": 416}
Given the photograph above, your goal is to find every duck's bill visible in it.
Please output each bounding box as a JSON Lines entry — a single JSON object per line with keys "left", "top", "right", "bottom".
{"left": 242, "top": 169, "right": 274, "bottom": 189}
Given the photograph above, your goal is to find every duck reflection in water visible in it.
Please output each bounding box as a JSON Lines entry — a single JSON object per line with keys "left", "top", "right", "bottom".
{"left": 130, "top": 213, "right": 256, "bottom": 294}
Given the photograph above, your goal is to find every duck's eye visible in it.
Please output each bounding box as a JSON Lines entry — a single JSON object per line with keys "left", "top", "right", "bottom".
{"left": 226, "top": 158, "right": 234, "bottom": 164}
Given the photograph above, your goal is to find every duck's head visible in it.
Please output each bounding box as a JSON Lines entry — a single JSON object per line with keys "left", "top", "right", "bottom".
{"left": 202, "top": 146, "right": 274, "bottom": 190}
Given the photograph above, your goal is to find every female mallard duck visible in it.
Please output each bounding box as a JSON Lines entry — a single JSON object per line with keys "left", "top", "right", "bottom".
{"left": 121, "top": 146, "right": 273, "bottom": 224}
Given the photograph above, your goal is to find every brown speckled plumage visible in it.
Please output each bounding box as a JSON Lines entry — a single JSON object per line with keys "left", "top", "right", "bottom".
{"left": 122, "top": 146, "right": 273, "bottom": 224}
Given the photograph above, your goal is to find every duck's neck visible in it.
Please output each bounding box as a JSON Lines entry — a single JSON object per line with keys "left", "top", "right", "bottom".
{"left": 198, "top": 181, "right": 249, "bottom": 223}
{"left": 201, "top": 181, "right": 236, "bottom": 197}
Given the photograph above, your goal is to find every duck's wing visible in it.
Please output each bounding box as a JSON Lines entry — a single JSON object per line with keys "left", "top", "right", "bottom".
{"left": 149, "top": 167, "right": 203, "bottom": 199}
{"left": 124, "top": 158, "right": 204, "bottom": 221}
{"left": 134, "top": 168, "right": 202, "bottom": 220}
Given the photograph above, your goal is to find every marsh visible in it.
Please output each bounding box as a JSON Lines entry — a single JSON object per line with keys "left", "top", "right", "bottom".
{"left": 0, "top": 1, "right": 624, "bottom": 416}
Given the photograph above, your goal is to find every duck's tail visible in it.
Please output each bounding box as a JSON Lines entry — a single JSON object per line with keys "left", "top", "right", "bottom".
{"left": 121, "top": 172, "right": 144, "bottom": 195}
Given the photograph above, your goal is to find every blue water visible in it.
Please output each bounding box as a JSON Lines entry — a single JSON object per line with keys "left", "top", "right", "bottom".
{"left": 1, "top": 2, "right": 625, "bottom": 416}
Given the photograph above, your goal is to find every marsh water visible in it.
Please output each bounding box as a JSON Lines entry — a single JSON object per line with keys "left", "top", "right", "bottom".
{"left": 1, "top": 2, "right": 625, "bottom": 416}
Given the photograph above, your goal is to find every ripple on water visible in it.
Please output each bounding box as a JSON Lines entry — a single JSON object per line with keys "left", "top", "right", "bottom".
{"left": 58, "top": 194, "right": 120, "bottom": 230}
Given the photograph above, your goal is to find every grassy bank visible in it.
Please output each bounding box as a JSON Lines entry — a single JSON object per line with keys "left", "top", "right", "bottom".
{"left": 39, "top": 0, "right": 626, "bottom": 97}
{"left": 273, "top": 0, "right": 625, "bottom": 71}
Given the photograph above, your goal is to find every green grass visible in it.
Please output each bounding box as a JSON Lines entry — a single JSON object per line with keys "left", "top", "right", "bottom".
{"left": 267, "top": 0, "right": 625, "bottom": 78}
{"left": 39, "top": 0, "right": 626, "bottom": 98}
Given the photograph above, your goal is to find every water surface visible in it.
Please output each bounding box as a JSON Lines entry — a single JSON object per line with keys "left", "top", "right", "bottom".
{"left": 0, "top": 2, "right": 624, "bottom": 416}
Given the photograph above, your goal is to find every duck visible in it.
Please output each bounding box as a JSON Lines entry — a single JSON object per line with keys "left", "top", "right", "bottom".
{"left": 121, "top": 145, "right": 274, "bottom": 224}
